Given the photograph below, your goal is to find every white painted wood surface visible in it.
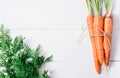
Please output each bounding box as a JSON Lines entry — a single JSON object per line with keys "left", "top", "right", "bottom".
{"left": 0, "top": 0, "right": 120, "bottom": 78}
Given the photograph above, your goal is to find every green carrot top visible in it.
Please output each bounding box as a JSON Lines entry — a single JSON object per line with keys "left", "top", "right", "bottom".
{"left": 86, "top": 0, "right": 93, "bottom": 15}
{"left": 92, "top": 0, "right": 103, "bottom": 15}
{"left": 104, "top": 0, "right": 115, "bottom": 16}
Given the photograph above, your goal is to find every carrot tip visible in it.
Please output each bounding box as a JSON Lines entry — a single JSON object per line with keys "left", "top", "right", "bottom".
{"left": 102, "top": 63, "right": 106, "bottom": 74}
{"left": 106, "top": 66, "right": 109, "bottom": 71}
{"left": 102, "top": 63, "right": 109, "bottom": 74}
{"left": 101, "top": 63, "right": 109, "bottom": 74}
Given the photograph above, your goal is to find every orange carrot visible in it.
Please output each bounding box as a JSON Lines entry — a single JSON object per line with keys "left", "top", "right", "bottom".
{"left": 94, "top": 15, "right": 104, "bottom": 64}
{"left": 104, "top": 0, "right": 114, "bottom": 67}
{"left": 86, "top": 0, "right": 101, "bottom": 74}
{"left": 104, "top": 14, "right": 113, "bottom": 67}
{"left": 92, "top": 0, "right": 105, "bottom": 64}
{"left": 87, "top": 15, "right": 101, "bottom": 74}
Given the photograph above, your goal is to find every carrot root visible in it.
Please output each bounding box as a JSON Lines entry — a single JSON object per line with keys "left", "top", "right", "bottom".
{"left": 87, "top": 15, "right": 101, "bottom": 74}
{"left": 94, "top": 15, "right": 104, "bottom": 64}
{"left": 104, "top": 14, "right": 113, "bottom": 67}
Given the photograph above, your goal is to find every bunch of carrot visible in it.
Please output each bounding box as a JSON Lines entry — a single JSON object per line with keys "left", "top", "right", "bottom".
{"left": 86, "top": 0, "right": 114, "bottom": 74}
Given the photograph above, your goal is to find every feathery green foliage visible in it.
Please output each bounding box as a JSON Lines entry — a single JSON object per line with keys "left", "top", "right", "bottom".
{"left": 0, "top": 25, "right": 52, "bottom": 78}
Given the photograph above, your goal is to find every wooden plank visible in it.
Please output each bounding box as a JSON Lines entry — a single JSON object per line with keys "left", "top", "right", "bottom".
{"left": 0, "top": 0, "right": 120, "bottom": 29}
{"left": 0, "top": 0, "right": 86, "bottom": 29}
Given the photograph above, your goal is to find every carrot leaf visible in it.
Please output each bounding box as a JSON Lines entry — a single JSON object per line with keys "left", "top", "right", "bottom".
{"left": 0, "top": 25, "right": 52, "bottom": 78}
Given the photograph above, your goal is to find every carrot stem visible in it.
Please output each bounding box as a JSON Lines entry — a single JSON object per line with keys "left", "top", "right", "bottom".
{"left": 104, "top": 0, "right": 115, "bottom": 17}
{"left": 86, "top": 0, "right": 93, "bottom": 14}
{"left": 92, "top": 0, "right": 103, "bottom": 15}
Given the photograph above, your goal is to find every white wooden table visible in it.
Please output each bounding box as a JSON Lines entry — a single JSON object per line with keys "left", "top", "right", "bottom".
{"left": 0, "top": 0, "right": 120, "bottom": 78}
